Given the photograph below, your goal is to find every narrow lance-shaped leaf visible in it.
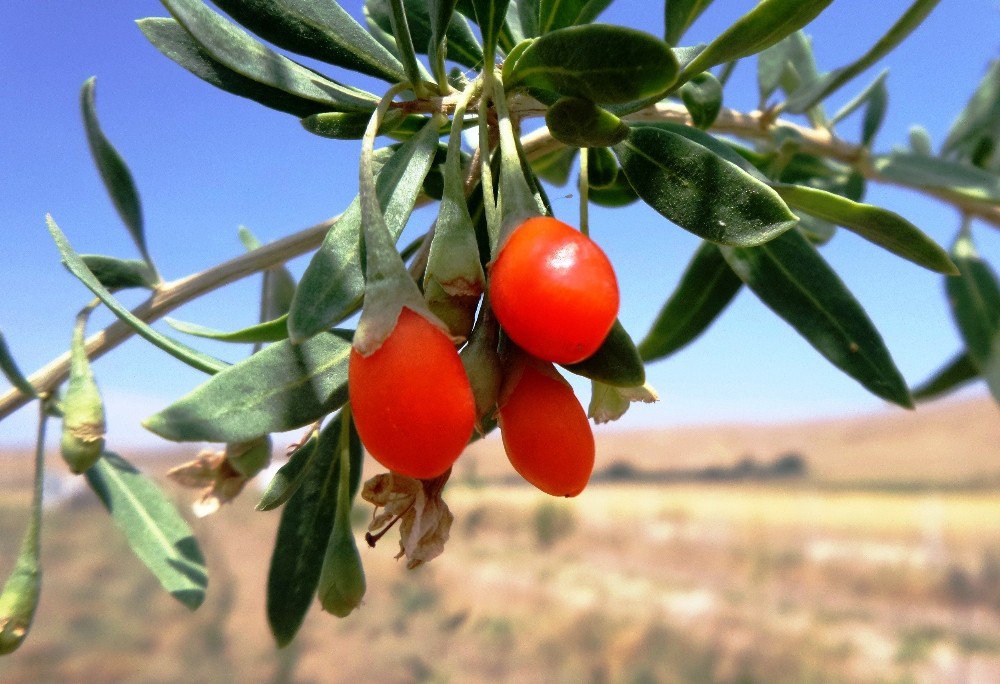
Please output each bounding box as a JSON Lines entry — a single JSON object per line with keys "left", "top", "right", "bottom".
{"left": 501, "top": 37, "right": 534, "bottom": 85}
{"left": 367, "top": 0, "right": 484, "bottom": 70}
{"left": 588, "top": 168, "right": 639, "bottom": 207}
{"left": 672, "top": 44, "right": 708, "bottom": 72}
{"left": 912, "top": 352, "right": 980, "bottom": 402}
{"left": 0, "top": 330, "right": 37, "bottom": 399}
{"left": 873, "top": 153, "right": 1000, "bottom": 205}
{"left": 537, "top": 0, "right": 613, "bottom": 34}
{"left": 239, "top": 227, "right": 296, "bottom": 352}
{"left": 635, "top": 120, "right": 768, "bottom": 180}
{"left": 861, "top": 75, "right": 889, "bottom": 148}
{"left": 239, "top": 227, "right": 296, "bottom": 322}
{"left": 257, "top": 428, "right": 320, "bottom": 511}
{"left": 720, "top": 229, "right": 912, "bottom": 408}
{"left": 144, "top": 329, "right": 353, "bottom": 443}
{"left": 780, "top": 31, "right": 823, "bottom": 93}
{"left": 60, "top": 307, "right": 105, "bottom": 475}
{"left": 942, "top": 60, "right": 1000, "bottom": 168}
{"left": 258, "top": 266, "right": 294, "bottom": 333}
{"left": 80, "top": 255, "right": 158, "bottom": 291}
{"left": 81, "top": 78, "right": 155, "bottom": 272}
{"left": 761, "top": 31, "right": 827, "bottom": 127}
{"left": 772, "top": 184, "right": 958, "bottom": 275}
{"left": 614, "top": 126, "right": 798, "bottom": 247}
{"left": 208, "top": 0, "right": 407, "bottom": 82}
{"left": 665, "top": 0, "right": 714, "bottom": 46}
{"left": 638, "top": 241, "right": 743, "bottom": 362}
{"left": 585, "top": 147, "right": 618, "bottom": 189}
{"left": 46, "top": 216, "right": 228, "bottom": 375}
{"left": 784, "top": 0, "right": 942, "bottom": 113}
{"left": 266, "top": 413, "right": 362, "bottom": 646}
{"left": 300, "top": 109, "right": 426, "bottom": 140}
{"left": 946, "top": 230, "right": 1000, "bottom": 402}
{"left": 563, "top": 319, "right": 646, "bottom": 387}
{"left": 680, "top": 71, "right": 722, "bottom": 130}
{"left": 387, "top": 0, "right": 431, "bottom": 94}
{"left": 427, "top": 0, "right": 459, "bottom": 88}
{"left": 530, "top": 146, "right": 578, "bottom": 186}
{"left": 506, "top": 24, "right": 678, "bottom": 105}
{"left": 288, "top": 114, "right": 442, "bottom": 343}
{"left": 428, "top": 0, "right": 459, "bottom": 54}
{"left": 161, "top": 0, "right": 377, "bottom": 112}
{"left": 459, "top": 0, "right": 511, "bottom": 60}
{"left": 85, "top": 452, "right": 207, "bottom": 610}
{"left": 0, "top": 407, "right": 46, "bottom": 656}
{"left": 518, "top": 0, "right": 540, "bottom": 37}
{"left": 167, "top": 315, "right": 290, "bottom": 344}
{"left": 756, "top": 32, "right": 789, "bottom": 105}
{"left": 501, "top": 1, "right": 528, "bottom": 47}
{"left": 317, "top": 411, "right": 365, "bottom": 617}
{"left": 716, "top": 59, "right": 738, "bottom": 86}
{"left": 679, "top": 0, "right": 834, "bottom": 85}
{"left": 829, "top": 69, "right": 889, "bottom": 126}
{"left": 139, "top": 18, "right": 336, "bottom": 117}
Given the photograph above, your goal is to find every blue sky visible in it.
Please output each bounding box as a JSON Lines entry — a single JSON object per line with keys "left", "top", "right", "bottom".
{"left": 1, "top": 1, "right": 998, "bottom": 448}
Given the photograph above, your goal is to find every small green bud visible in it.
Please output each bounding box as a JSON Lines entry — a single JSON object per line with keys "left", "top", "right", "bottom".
{"left": 545, "top": 97, "right": 629, "bottom": 148}
{"left": 0, "top": 557, "right": 41, "bottom": 656}
{"left": 317, "top": 515, "right": 366, "bottom": 618}
{"left": 60, "top": 318, "right": 105, "bottom": 474}
{"left": 300, "top": 109, "right": 407, "bottom": 140}
{"left": 318, "top": 417, "right": 365, "bottom": 617}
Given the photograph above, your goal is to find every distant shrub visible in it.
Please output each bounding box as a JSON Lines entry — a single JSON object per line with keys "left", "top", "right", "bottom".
{"left": 601, "top": 461, "right": 641, "bottom": 482}
{"left": 533, "top": 501, "right": 577, "bottom": 548}
{"left": 771, "top": 453, "right": 807, "bottom": 477}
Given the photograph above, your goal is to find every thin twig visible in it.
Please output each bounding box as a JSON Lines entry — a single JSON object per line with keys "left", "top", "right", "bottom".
{"left": 0, "top": 217, "right": 339, "bottom": 420}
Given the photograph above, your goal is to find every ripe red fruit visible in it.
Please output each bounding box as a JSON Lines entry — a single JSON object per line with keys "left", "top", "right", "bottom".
{"left": 349, "top": 307, "right": 475, "bottom": 479}
{"left": 489, "top": 217, "right": 619, "bottom": 364}
{"left": 498, "top": 361, "right": 595, "bottom": 497}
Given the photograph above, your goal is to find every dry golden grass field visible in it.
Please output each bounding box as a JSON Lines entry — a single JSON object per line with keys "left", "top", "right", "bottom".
{"left": 1, "top": 397, "right": 998, "bottom": 683}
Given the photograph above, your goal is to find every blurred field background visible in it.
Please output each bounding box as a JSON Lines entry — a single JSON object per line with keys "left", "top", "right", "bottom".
{"left": 1, "top": 397, "right": 998, "bottom": 683}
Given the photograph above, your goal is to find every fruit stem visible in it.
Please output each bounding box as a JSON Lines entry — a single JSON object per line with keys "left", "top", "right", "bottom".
{"left": 444, "top": 78, "right": 484, "bottom": 201}
{"left": 479, "top": 70, "right": 500, "bottom": 256}
{"left": 578, "top": 148, "right": 590, "bottom": 238}
{"left": 24, "top": 402, "right": 47, "bottom": 560}
{"left": 492, "top": 73, "right": 543, "bottom": 248}
{"left": 334, "top": 407, "right": 354, "bottom": 528}
{"left": 355, "top": 85, "right": 447, "bottom": 354}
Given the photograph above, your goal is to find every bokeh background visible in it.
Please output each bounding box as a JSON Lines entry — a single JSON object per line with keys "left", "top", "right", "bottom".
{"left": 1, "top": 1, "right": 999, "bottom": 682}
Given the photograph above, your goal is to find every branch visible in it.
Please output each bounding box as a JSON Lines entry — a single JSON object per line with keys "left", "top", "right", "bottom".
{"left": 0, "top": 217, "right": 336, "bottom": 420}
{"left": 623, "top": 102, "right": 1000, "bottom": 226}
{"left": 3, "top": 99, "right": 998, "bottom": 422}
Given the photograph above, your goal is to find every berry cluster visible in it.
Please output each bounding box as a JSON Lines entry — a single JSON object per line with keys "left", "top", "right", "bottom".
{"left": 349, "top": 216, "right": 618, "bottom": 497}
